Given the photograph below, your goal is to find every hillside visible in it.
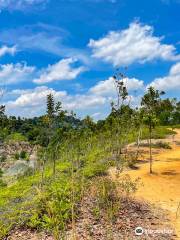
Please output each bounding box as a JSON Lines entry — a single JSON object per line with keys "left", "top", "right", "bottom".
{"left": 0, "top": 88, "right": 179, "bottom": 239}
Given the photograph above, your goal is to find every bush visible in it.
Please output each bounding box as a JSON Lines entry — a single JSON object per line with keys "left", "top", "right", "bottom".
{"left": 118, "top": 174, "right": 141, "bottom": 197}
{"left": 0, "top": 179, "right": 7, "bottom": 187}
{"left": 0, "top": 168, "right": 3, "bottom": 177}
{"left": 14, "top": 152, "right": 20, "bottom": 160}
{"left": 154, "top": 141, "right": 172, "bottom": 149}
{"left": 20, "top": 151, "right": 27, "bottom": 159}
{"left": 83, "top": 162, "right": 107, "bottom": 178}
{"left": 139, "top": 141, "right": 172, "bottom": 149}
{"left": 90, "top": 177, "right": 120, "bottom": 222}
{"left": 125, "top": 153, "right": 137, "bottom": 169}
{"left": 0, "top": 155, "right": 6, "bottom": 163}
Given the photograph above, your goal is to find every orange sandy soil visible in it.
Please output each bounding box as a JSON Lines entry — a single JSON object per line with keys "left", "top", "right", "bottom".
{"left": 110, "top": 129, "right": 180, "bottom": 239}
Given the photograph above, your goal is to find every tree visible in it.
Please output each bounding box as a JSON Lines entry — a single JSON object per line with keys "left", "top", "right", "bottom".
{"left": 0, "top": 105, "right": 5, "bottom": 116}
{"left": 47, "top": 93, "right": 55, "bottom": 120}
{"left": 110, "top": 69, "right": 132, "bottom": 172}
{"left": 46, "top": 94, "right": 68, "bottom": 175}
{"left": 82, "top": 115, "right": 96, "bottom": 131}
{"left": 0, "top": 88, "right": 6, "bottom": 138}
{"left": 171, "top": 100, "right": 180, "bottom": 125}
{"left": 141, "top": 87, "right": 164, "bottom": 174}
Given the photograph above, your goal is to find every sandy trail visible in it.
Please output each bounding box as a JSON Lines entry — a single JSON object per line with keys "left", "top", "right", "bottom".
{"left": 110, "top": 128, "right": 180, "bottom": 239}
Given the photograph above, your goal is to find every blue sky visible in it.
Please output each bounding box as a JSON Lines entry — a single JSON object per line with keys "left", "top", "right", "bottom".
{"left": 0, "top": 0, "right": 179, "bottom": 120}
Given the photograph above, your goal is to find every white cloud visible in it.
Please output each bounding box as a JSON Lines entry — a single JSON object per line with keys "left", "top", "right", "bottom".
{"left": 0, "top": 45, "right": 16, "bottom": 57}
{"left": 5, "top": 86, "right": 106, "bottom": 117}
{"left": 88, "top": 22, "right": 180, "bottom": 66}
{"left": 90, "top": 76, "right": 144, "bottom": 96}
{"left": 33, "top": 58, "right": 86, "bottom": 84}
{"left": 0, "top": 58, "right": 85, "bottom": 86}
{"left": 64, "top": 94, "right": 106, "bottom": 110}
{"left": 149, "top": 62, "right": 180, "bottom": 90}
{"left": 7, "top": 86, "right": 66, "bottom": 108}
{"left": 5, "top": 73, "right": 144, "bottom": 118}
{"left": 0, "top": 63, "right": 35, "bottom": 85}
{"left": 6, "top": 86, "right": 67, "bottom": 117}
{"left": 169, "top": 62, "right": 180, "bottom": 75}
{"left": 0, "top": 0, "right": 48, "bottom": 11}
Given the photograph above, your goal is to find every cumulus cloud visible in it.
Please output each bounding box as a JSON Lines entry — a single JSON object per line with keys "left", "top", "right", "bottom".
{"left": 7, "top": 86, "right": 66, "bottom": 108}
{"left": 64, "top": 94, "right": 106, "bottom": 110}
{"left": 89, "top": 76, "right": 144, "bottom": 96}
{"left": 0, "top": 0, "right": 48, "bottom": 11}
{"left": 5, "top": 73, "right": 144, "bottom": 118}
{"left": 0, "top": 63, "right": 35, "bottom": 85}
{"left": 0, "top": 45, "right": 16, "bottom": 57}
{"left": 5, "top": 85, "right": 106, "bottom": 117}
{"left": 33, "top": 58, "right": 86, "bottom": 84}
{"left": 149, "top": 62, "right": 180, "bottom": 91}
{"left": 0, "top": 58, "right": 85, "bottom": 86}
{"left": 5, "top": 86, "right": 66, "bottom": 117}
{"left": 88, "top": 22, "right": 180, "bottom": 66}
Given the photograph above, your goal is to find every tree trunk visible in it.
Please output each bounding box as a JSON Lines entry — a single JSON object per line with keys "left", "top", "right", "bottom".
{"left": 53, "top": 157, "right": 56, "bottom": 176}
{"left": 149, "top": 124, "right": 153, "bottom": 174}
{"left": 136, "top": 127, "right": 142, "bottom": 161}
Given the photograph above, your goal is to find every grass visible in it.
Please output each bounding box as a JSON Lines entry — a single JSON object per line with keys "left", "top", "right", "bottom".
{"left": 141, "top": 126, "right": 175, "bottom": 140}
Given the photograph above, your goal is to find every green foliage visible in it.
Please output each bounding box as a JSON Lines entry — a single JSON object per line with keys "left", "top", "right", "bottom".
{"left": 83, "top": 162, "right": 107, "bottom": 178}
{"left": 0, "top": 128, "right": 9, "bottom": 142}
{"left": 152, "top": 141, "right": 172, "bottom": 149}
{"left": 125, "top": 154, "right": 137, "bottom": 169}
{"left": 5, "top": 133, "right": 27, "bottom": 143}
{"left": 0, "top": 179, "right": 7, "bottom": 187}
{"left": 139, "top": 141, "right": 172, "bottom": 149}
{"left": 20, "top": 150, "right": 27, "bottom": 159}
{"left": 118, "top": 174, "right": 141, "bottom": 197}
{"left": 0, "top": 155, "right": 6, "bottom": 163}
{"left": 91, "top": 178, "right": 120, "bottom": 222}
{"left": 47, "top": 93, "right": 55, "bottom": 119}
{"left": 0, "top": 168, "right": 3, "bottom": 177}
{"left": 14, "top": 152, "right": 20, "bottom": 160}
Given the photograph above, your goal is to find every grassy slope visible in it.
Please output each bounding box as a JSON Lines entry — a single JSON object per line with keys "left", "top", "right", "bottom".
{"left": 0, "top": 126, "right": 174, "bottom": 238}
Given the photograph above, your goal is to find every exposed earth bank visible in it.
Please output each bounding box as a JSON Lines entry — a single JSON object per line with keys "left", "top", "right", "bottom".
{"left": 110, "top": 128, "right": 180, "bottom": 239}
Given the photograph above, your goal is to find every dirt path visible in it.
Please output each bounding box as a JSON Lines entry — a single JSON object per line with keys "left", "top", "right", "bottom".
{"left": 110, "top": 128, "right": 180, "bottom": 239}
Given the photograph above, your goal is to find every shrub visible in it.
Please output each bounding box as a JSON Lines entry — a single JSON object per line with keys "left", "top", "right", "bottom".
{"left": 20, "top": 151, "right": 27, "bottom": 159}
{"left": 139, "top": 141, "right": 172, "bottom": 149}
{"left": 154, "top": 141, "right": 172, "bottom": 149}
{"left": 0, "top": 179, "right": 7, "bottom": 187}
{"left": 14, "top": 152, "right": 20, "bottom": 160}
{"left": 83, "top": 163, "right": 107, "bottom": 178}
{"left": 5, "top": 133, "right": 27, "bottom": 143}
{"left": 125, "top": 153, "right": 137, "bottom": 169}
{"left": 0, "top": 168, "right": 3, "bottom": 177}
{"left": 118, "top": 174, "right": 141, "bottom": 197}
{"left": 90, "top": 177, "right": 120, "bottom": 222}
{"left": 0, "top": 155, "right": 6, "bottom": 163}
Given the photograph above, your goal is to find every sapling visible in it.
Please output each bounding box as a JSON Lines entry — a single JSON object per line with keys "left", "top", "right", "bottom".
{"left": 141, "top": 87, "right": 165, "bottom": 173}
